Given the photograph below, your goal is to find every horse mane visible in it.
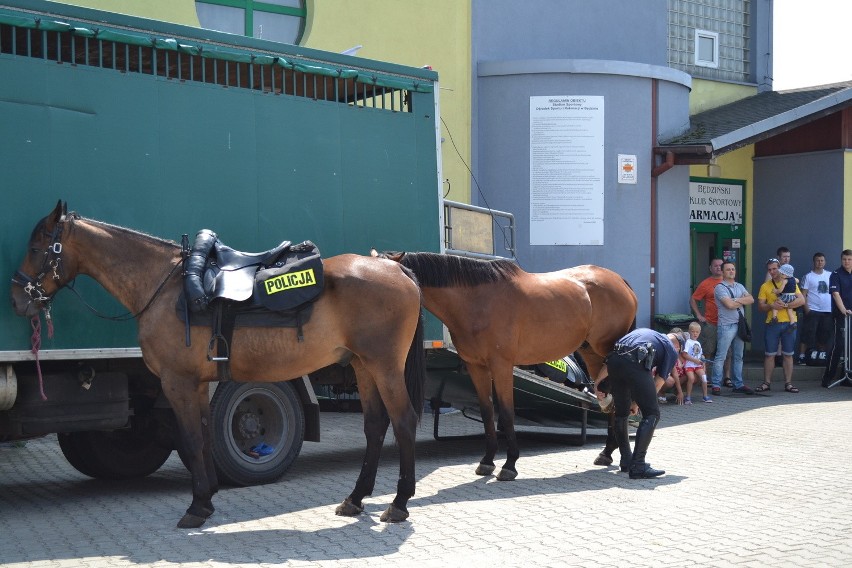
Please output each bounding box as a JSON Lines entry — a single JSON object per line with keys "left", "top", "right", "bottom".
{"left": 397, "top": 252, "right": 519, "bottom": 288}
{"left": 71, "top": 213, "right": 180, "bottom": 250}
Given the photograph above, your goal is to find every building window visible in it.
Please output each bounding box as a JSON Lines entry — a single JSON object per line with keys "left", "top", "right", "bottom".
{"left": 695, "top": 29, "right": 719, "bottom": 68}
{"left": 196, "top": 0, "right": 306, "bottom": 45}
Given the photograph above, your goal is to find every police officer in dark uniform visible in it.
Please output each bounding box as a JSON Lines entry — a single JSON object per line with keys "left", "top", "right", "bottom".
{"left": 822, "top": 249, "right": 852, "bottom": 387}
{"left": 594, "top": 328, "right": 683, "bottom": 479}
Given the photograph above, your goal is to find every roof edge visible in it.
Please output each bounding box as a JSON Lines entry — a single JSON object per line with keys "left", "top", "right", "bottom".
{"left": 478, "top": 59, "right": 692, "bottom": 89}
{"left": 710, "top": 89, "right": 852, "bottom": 151}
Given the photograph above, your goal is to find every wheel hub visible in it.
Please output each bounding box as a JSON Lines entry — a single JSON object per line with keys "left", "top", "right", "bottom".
{"left": 236, "top": 411, "right": 261, "bottom": 439}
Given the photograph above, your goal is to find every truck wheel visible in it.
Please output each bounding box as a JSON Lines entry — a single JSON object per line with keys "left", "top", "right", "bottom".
{"left": 210, "top": 381, "right": 304, "bottom": 487}
{"left": 57, "top": 429, "right": 173, "bottom": 480}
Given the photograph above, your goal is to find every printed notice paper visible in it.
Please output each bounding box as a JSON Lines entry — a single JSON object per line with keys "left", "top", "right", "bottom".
{"left": 529, "top": 96, "right": 604, "bottom": 245}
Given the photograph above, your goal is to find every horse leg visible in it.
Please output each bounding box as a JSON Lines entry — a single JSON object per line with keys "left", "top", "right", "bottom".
{"left": 577, "top": 345, "right": 606, "bottom": 384}
{"left": 335, "top": 366, "right": 390, "bottom": 518}
{"left": 199, "top": 389, "right": 219, "bottom": 496}
{"left": 381, "top": 385, "right": 419, "bottom": 523}
{"left": 490, "top": 361, "right": 520, "bottom": 481}
{"left": 165, "top": 379, "right": 217, "bottom": 529}
{"left": 465, "top": 364, "right": 498, "bottom": 476}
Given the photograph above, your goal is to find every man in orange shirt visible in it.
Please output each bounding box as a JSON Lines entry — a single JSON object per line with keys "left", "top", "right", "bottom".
{"left": 690, "top": 258, "right": 730, "bottom": 382}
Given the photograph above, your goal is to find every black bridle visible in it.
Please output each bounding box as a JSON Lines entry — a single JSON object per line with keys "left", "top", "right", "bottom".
{"left": 11, "top": 214, "right": 182, "bottom": 321}
{"left": 11, "top": 214, "right": 67, "bottom": 307}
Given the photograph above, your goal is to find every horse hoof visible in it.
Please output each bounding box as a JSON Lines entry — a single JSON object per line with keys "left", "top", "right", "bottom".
{"left": 497, "top": 468, "right": 518, "bottom": 481}
{"left": 177, "top": 513, "right": 208, "bottom": 529}
{"left": 335, "top": 498, "right": 364, "bottom": 517}
{"left": 380, "top": 504, "right": 409, "bottom": 523}
{"left": 475, "top": 463, "right": 496, "bottom": 476}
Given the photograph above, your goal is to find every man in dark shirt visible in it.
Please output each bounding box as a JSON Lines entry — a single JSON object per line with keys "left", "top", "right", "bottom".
{"left": 594, "top": 328, "right": 682, "bottom": 479}
{"left": 823, "top": 250, "right": 852, "bottom": 387}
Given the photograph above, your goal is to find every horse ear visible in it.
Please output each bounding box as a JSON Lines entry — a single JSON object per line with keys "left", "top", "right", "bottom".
{"left": 48, "top": 200, "right": 64, "bottom": 226}
{"left": 369, "top": 248, "right": 379, "bottom": 257}
{"left": 61, "top": 200, "right": 67, "bottom": 217}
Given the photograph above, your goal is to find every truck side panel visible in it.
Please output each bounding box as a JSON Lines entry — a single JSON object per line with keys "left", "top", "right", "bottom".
{"left": 0, "top": 21, "right": 441, "bottom": 352}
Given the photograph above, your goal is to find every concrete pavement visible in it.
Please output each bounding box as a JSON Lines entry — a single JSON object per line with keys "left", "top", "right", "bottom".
{"left": 1, "top": 381, "right": 851, "bottom": 568}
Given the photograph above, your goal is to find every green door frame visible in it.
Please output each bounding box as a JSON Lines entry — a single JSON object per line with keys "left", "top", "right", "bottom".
{"left": 689, "top": 177, "right": 747, "bottom": 290}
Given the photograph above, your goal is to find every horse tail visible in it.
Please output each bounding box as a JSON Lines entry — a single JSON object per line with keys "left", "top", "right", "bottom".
{"left": 621, "top": 276, "right": 638, "bottom": 331}
{"left": 396, "top": 262, "right": 426, "bottom": 420}
{"left": 404, "top": 309, "right": 426, "bottom": 421}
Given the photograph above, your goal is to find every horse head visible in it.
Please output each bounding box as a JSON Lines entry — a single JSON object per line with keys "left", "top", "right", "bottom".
{"left": 10, "top": 200, "right": 78, "bottom": 317}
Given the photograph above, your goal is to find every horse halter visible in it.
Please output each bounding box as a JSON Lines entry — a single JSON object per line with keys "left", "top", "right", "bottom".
{"left": 11, "top": 216, "right": 66, "bottom": 306}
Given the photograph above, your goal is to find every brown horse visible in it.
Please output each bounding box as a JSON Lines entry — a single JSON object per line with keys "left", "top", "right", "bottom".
{"left": 376, "top": 251, "right": 636, "bottom": 480}
{"left": 11, "top": 202, "right": 426, "bottom": 528}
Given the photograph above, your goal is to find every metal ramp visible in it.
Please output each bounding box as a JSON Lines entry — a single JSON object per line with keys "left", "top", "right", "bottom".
{"left": 424, "top": 347, "right": 608, "bottom": 445}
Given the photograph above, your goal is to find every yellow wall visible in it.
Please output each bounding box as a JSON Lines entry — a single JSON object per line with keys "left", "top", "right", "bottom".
{"left": 302, "top": 0, "right": 472, "bottom": 203}
{"left": 846, "top": 151, "right": 852, "bottom": 249}
{"left": 61, "top": 1, "right": 199, "bottom": 26}
{"left": 690, "top": 144, "right": 755, "bottom": 288}
{"left": 689, "top": 78, "right": 756, "bottom": 114}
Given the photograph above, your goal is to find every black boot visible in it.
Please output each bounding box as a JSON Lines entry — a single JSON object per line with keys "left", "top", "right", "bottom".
{"left": 614, "top": 417, "right": 633, "bottom": 472}
{"left": 629, "top": 415, "right": 664, "bottom": 479}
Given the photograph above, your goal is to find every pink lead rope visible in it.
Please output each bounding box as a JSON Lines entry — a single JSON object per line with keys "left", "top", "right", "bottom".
{"left": 30, "top": 312, "right": 53, "bottom": 401}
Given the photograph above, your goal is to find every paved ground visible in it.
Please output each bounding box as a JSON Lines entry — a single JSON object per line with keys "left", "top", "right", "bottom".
{"left": 2, "top": 377, "right": 851, "bottom": 568}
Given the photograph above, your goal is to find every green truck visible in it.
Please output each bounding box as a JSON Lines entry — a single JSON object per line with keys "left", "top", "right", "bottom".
{"left": 0, "top": 0, "right": 602, "bottom": 485}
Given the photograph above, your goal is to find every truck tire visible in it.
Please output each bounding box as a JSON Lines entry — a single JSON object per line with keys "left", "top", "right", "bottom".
{"left": 210, "top": 381, "right": 304, "bottom": 487}
{"left": 57, "top": 429, "right": 173, "bottom": 480}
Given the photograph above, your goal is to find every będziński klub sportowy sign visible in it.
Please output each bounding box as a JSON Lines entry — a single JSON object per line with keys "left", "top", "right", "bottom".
{"left": 689, "top": 181, "right": 743, "bottom": 224}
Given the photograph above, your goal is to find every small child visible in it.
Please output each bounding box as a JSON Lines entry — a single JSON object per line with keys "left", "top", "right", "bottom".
{"left": 772, "top": 263, "right": 797, "bottom": 326}
{"left": 658, "top": 327, "right": 687, "bottom": 404}
{"left": 681, "top": 322, "right": 711, "bottom": 403}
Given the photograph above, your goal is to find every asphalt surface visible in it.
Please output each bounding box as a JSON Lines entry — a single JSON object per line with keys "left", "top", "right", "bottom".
{"left": 2, "top": 377, "right": 851, "bottom": 568}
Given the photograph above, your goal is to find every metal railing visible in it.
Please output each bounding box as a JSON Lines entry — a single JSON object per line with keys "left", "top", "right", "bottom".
{"left": 443, "top": 199, "right": 515, "bottom": 260}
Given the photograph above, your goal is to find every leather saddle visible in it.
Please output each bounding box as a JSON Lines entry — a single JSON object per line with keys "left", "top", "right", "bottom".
{"left": 184, "top": 229, "right": 296, "bottom": 311}
{"left": 178, "top": 230, "right": 324, "bottom": 375}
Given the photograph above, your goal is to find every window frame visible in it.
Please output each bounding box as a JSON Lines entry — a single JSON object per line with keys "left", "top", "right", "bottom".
{"left": 694, "top": 29, "right": 719, "bottom": 69}
{"left": 195, "top": 0, "right": 306, "bottom": 44}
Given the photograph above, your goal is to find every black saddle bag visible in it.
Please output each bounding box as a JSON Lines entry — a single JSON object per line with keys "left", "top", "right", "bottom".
{"left": 254, "top": 241, "right": 324, "bottom": 312}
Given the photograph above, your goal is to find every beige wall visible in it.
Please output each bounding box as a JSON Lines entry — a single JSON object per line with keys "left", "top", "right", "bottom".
{"left": 689, "top": 78, "right": 756, "bottom": 114}
{"left": 61, "top": 1, "right": 199, "bottom": 26}
{"left": 846, "top": 151, "right": 852, "bottom": 249}
{"left": 302, "top": 1, "right": 473, "bottom": 203}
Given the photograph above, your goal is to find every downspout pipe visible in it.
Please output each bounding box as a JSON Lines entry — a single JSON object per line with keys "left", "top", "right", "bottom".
{"left": 649, "top": 79, "right": 659, "bottom": 322}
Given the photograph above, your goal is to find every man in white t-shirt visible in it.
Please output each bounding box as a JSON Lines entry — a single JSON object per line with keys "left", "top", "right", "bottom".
{"left": 797, "top": 252, "right": 834, "bottom": 364}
